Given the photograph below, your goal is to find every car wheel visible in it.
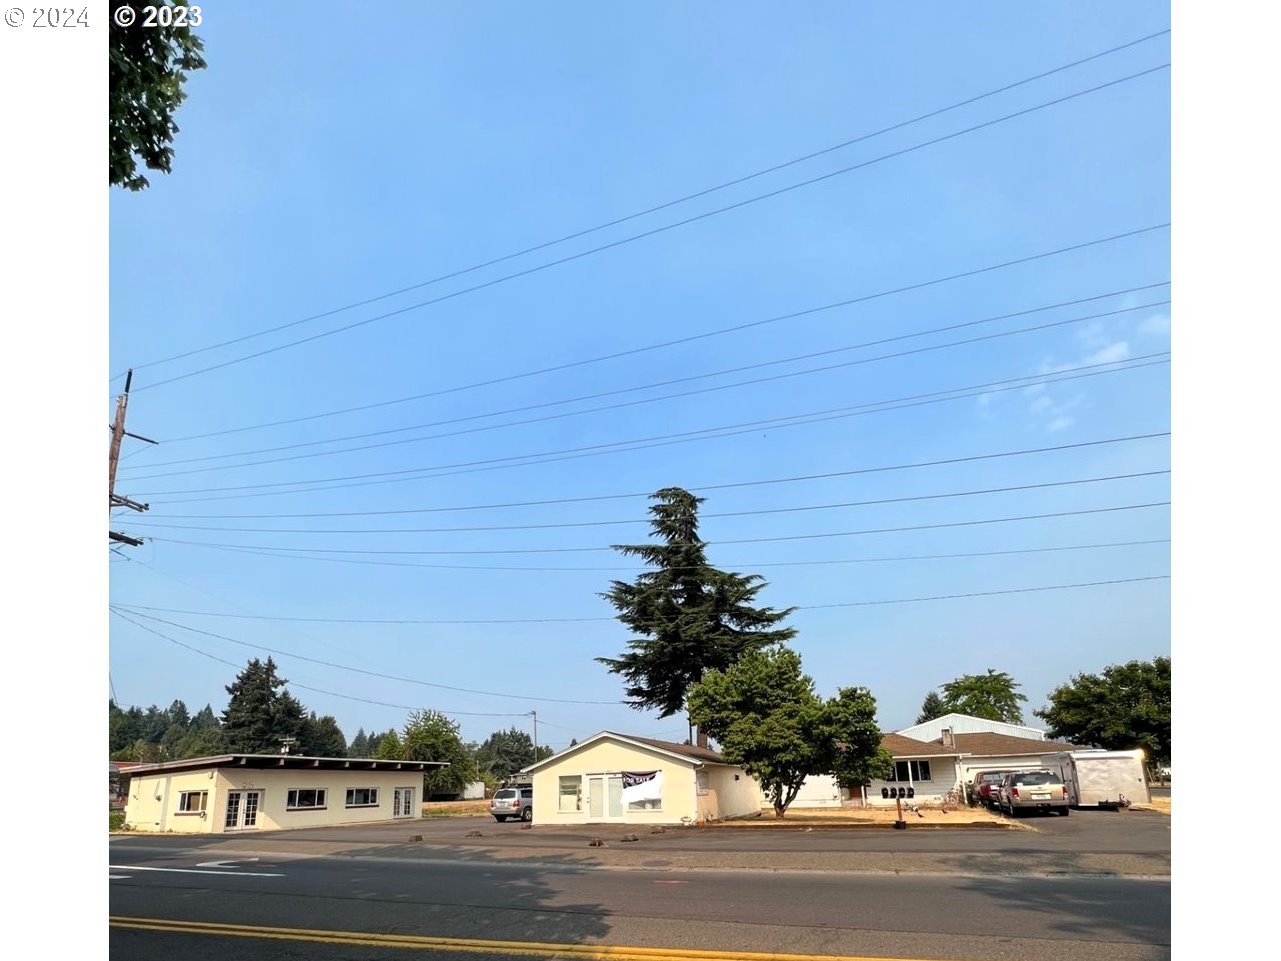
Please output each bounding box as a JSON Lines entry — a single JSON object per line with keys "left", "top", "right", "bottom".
{"left": 521, "top": 807, "right": 533, "bottom": 822}
{"left": 494, "top": 815, "right": 507, "bottom": 822}
{"left": 1059, "top": 806, "right": 1070, "bottom": 817}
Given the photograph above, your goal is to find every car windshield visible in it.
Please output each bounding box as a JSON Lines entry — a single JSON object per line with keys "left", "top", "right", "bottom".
{"left": 1014, "top": 773, "right": 1062, "bottom": 785}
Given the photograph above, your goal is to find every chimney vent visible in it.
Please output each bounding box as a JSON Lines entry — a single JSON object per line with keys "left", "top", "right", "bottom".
{"left": 941, "top": 727, "right": 954, "bottom": 749}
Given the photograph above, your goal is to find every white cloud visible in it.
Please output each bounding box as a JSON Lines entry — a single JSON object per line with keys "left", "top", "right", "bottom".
{"left": 1047, "top": 415, "right": 1075, "bottom": 432}
{"left": 1140, "top": 313, "right": 1171, "bottom": 336}
{"left": 1029, "top": 395, "right": 1054, "bottom": 413}
{"left": 1086, "top": 341, "right": 1130, "bottom": 365}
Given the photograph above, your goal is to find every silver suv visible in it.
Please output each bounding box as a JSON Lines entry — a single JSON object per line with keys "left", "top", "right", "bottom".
{"left": 490, "top": 786, "right": 533, "bottom": 822}
{"left": 998, "top": 770, "right": 1069, "bottom": 817}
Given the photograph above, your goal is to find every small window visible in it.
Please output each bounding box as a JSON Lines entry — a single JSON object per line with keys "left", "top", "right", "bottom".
{"left": 177, "top": 791, "right": 207, "bottom": 814}
{"left": 888, "top": 761, "right": 933, "bottom": 782}
{"left": 345, "top": 787, "right": 379, "bottom": 808}
{"left": 696, "top": 770, "right": 710, "bottom": 796}
{"left": 558, "top": 776, "right": 581, "bottom": 813}
{"left": 286, "top": 788, "right": 327, "bottom": 810}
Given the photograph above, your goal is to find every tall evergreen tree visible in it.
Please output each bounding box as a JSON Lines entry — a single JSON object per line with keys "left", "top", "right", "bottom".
{"left": 300, "top": 713, "right": 348, "bottom": 757}
{"left": 597, "top": 488, "right": 796, "bottom": 726}
{"left": 190, "top": 704, "right": 220, "bottom": 730}
{"left": 221, "top": 657, "right": 302, "bottom": 753}
{"left": 475, "top": 727, "right": 540, "bottom": 782}
{"left": 348, "top": 728, "right": 370, "bottom": 758}
{"left": 167, "top": 699, "right": 191, "bottom": 730}
{"left": 916, "top": 691, "right": 948, "bottom": 725}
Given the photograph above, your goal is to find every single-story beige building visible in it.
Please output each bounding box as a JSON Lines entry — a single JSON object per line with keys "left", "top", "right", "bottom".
{"left": 121, "top": 754, "right": 446, "bottom": 834}
{"left": 523, "top": 732, "right": 760, "bottom": 826}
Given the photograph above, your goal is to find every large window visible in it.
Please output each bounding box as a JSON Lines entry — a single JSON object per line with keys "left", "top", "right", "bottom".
{"left": 177, "top": 791, "right": 207, "bottom": 814}
{"left": 345, "top": 787, "right": 379, "bottom": 808}
{"left": 887, "top": 761, "right": 933, "bottom": 783}
{"left": 622, "top": 771, "right": 663, "bottom": 812}
{"left": 558, "top": 776, "right": 581, "bottom": 813}
{"left": 286, "top": 788, "right": 327, "bottom": 810}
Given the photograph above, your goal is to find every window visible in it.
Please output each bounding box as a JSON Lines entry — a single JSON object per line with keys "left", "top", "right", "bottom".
{"left": 286, "top": 788, "right": 327, "bottom": 810}
{"left": 345, "top": 787, "right": 379, "bottom": 807}
{"left": 177, "top": 791, "right": 207, "bottom": 814}
{"left": 558, "top": 776, "right": 581, "bottom": 813}
{"left": 696, "top": 770, "right": 710, "bottom": 797}
{"left": 888, "top": 761, "right": 932, "bottom": 782}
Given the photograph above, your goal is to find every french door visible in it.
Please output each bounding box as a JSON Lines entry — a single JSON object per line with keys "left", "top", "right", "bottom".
{"left": 393, "top": 787, "right": 416, "bottom": 818}
{"left": 587, "top": 775, "right": 624, "bottom": 821}
{"left": 224, "top": 790, "right": 262, "bottom": 830}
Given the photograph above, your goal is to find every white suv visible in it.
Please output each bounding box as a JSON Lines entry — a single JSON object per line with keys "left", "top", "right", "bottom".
{"left": 489, "top": 787, "right": 533, "bottom": 822}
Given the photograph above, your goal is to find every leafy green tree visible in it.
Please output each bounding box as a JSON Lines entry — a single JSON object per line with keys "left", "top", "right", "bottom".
{"left": 940, "top": 669, "right": 1027, "bottom": 724}
{"left": 110, "top": 1, "right": 206, "bottom": 189}
{"left": 1034, "top": 657, "right": 1170, "bottom": 763}
{"left": 823, "top": 687, "right": 894, "bottom": 793}
{"left": 399, "top": 710, "right": 478, "bottom": 796}
{"left": 597, "top": 488, "right": 797, "bottom": 730}
{"left": 300, "top": 713, "right": 348, "bottom": 757}
{"left": 221, "top": 657, "right": 303, "bottom": 753}
{"left": 915, "top": 691, "right": 948, "bottom": 725}
{"left": 372, "top": 730, "right": 403, "bottom": 760}
{"left": 690, "top": 646, "right": 884, "bottom": 818}
{"left": 475, "top": 727, "right": 541, "bottom": 782}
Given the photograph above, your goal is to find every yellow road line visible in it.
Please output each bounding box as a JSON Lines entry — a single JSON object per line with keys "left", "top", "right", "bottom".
{"left": 108, "top": 916, "right": 952, "bottom": 961}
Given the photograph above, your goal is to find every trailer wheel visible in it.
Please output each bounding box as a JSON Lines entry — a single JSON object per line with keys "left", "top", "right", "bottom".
{"left": 1059, "top": 806, "right": 1070, "bottom": 817}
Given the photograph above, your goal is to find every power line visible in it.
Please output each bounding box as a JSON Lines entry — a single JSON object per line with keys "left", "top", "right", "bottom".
{"left": 113, "top": 33, "right": 1169, "bottom": 385}
{"left": 130, "top": 66, "right": 1169, "bottom": 393}
{"left": 112, "top": 574, "right": 1169, "bottom": 627}
{"left": 156, "top": 537, "right": 1171, "bottom": 573}
{"left": 129, "top": 432, "right": 1171, "bottom": 520}
{"left": 143, "top": 502, "right": 1171, "bottom": 555}
{"left": 125, "top": 470, "right": 1169, "bottom": 535}
{"left": 111, "top": 607, "right": 624, "bottom": 704}
{"left": 134, "top": 354, "right": 1170, "bottom": 499}
{"left": 123, "top": 290, "right": 1169, "bottom": 469}
{"left": 110, "top": 607, "right": 578, "bottom": 714}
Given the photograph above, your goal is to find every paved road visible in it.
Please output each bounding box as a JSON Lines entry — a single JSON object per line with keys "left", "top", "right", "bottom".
{"left": 110, "top": 814, "right": 1170, "bottom": 960}
{"left": 110, "top": 847, "right": 1169, "bottom": 961}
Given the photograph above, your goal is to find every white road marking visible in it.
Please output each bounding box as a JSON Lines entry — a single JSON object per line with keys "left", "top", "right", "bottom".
{"left": 109, "top": 875, "right": 131, "bottom": 880}
{"left": 195, "top": 858, "right": 260, "bottom": 869}
{"left": 109, "top": 865, "right": 284, "bottom": 877}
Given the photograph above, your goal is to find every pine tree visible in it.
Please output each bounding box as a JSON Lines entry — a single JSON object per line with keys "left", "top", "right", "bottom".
{"left": 348, "top": 728, "right": 370, "bottom": 758}
{"left": 221, "top": 657, "right": 303, "bottom": 753}
{"left": 597, "top": 487, "right": 796, "bottom": 723}
{"left": 916, "top": 691, "right": 948, "bottom": 725}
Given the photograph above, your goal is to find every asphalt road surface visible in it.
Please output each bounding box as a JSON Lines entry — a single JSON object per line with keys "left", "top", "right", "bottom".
{"left": 110, "top": 817, "right": 1170, "bottom": 961}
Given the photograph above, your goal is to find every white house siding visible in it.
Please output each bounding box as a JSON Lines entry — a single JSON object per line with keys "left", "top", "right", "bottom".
{"left": 856, "top": 757, "right": 963, "bottom": 808}
{"left": 756, "top": 774, "right": 844, "bottom": 809}
{"left": 702, "top": 766, "right": 765, "bottom": 821}
{"left": 898, "top": 714, "right": 1047, "bottom": 742}
{"left": 530, "top": 738, "right": 701, "bottom": 826}
{"left": 125, "top": 767, "right": 423, "bottom": 834}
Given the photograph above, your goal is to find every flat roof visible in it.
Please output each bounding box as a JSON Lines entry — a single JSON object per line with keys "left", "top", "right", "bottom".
{"left": 121, "top": 754, "right": 448, "bottom": 777}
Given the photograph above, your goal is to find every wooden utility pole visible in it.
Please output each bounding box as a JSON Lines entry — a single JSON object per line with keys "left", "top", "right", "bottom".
{"left": 109, "top": 369, "right": 156, "bottom": 547}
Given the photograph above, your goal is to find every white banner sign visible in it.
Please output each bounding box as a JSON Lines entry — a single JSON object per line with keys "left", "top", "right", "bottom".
{"left": 621, "top": 770, "right": 663, "bottom": 804}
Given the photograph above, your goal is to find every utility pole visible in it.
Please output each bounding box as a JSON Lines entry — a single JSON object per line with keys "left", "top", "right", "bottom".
{"left": 529, "top": 710, "right": 538, "bottom": 758}
{"left": 108, "top": 369, "right": 157, "bottom": 548}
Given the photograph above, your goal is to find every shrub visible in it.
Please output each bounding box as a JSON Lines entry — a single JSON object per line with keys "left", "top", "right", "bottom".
{"left": 109, "top": 811, "right": 126, "bottom": 832}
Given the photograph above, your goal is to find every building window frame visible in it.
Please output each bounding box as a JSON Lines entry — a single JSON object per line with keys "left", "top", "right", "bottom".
{"left": 286, "top": 788, "right": 328, "bottom": 811}
{"left": 345, "top": 787, "right": 379, "bottom": 808}
{"left": 887, "top": 760, "right": 933, "bottom": 782}
{"left": 176, "top": 790, "right": 208, "bottom": 815}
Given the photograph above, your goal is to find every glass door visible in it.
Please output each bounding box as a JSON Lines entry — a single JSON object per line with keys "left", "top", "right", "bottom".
{"left": 224, "top": 790, "right": 262, "bottom": 830}
{"left": 393, "top": 787, "right": 415, "bottom": 818}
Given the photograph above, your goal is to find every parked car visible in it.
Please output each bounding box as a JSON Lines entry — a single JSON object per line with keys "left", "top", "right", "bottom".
{"left": 971, "top": 770, "right": 1011, "bottom": 809}
{"left": 490, "top": 786, "right": 533, "bottom": 822}
{"left": 998, "top": 770, "right": 1069, "bottom": 817}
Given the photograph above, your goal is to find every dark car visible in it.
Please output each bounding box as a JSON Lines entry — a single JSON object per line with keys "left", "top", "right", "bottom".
{"left": 971, "top": 770, "right": 1011, "bottom": 809}
{"left": 998, "top": 770, "right": 1069, "bottom": 817}
{"left": 489, "top": 786, "right": 533, "bottom": 822}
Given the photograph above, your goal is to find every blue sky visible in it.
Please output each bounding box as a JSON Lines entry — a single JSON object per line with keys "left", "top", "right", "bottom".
{"left": 107, "top": 1, "right": 1171, "bottom": 752}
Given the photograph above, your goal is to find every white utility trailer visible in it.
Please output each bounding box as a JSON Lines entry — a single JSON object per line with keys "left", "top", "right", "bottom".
{"left": 1042, "top": 749, "right": 1151, "bottom": 808}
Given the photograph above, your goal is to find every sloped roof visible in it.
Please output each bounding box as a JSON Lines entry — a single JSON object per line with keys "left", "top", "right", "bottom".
{"left": 946, "top": 732, "right": 1076, "bottom": 757}
{"left": 522, "top": 731, "right": 727, "bottom": 773}
{"left": 882, "top": 732, "right": 960, "bottom": 758}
